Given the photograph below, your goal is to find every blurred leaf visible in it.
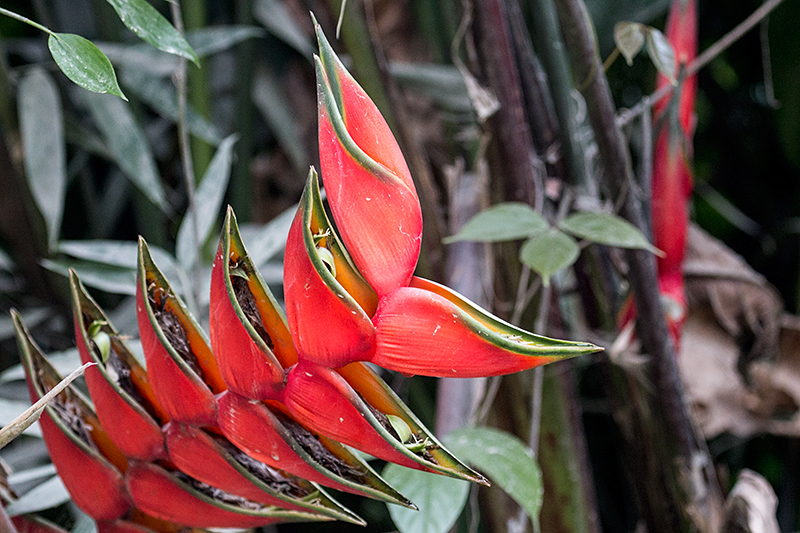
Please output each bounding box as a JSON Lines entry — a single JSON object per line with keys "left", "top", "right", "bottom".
{"left": 48, "top": 34, "right": 126, "bottom": 99}
{"left": 254, "top": 0, "right": 314, "bottom": 57}
{"left": 239, "top": 203, "right": 298, "bottom": 267}
{"left": 176, "top": 135, "right": 237, "bottom": 269}
{"left": 105, "top": 0, "right": 198, "bottom": 65}
{"left": 252, "top": 66, "right": 308, "bottom": 174}
{"left": 119, "top": 66, "right": 222, "bottom": 145}
{"left": 444, "top": 202, "right": 548, "bottom": 243}
{"left": 559, "top": 211, "right": 662, "bottom": 254}
{"left": 0, "top": 308, "right": 49, "bottom": 341}
{"left": 614, "top": 22, "right": 646, "bottom": 65}
{"left": 19, "top": 68, "right": 66, "bottom": 251}
{"left": 519, "top": 229, "right": 579, "bottom": 286}
{"left": 645, "top": 26, "right": 676, "bottom": 83}
{"left": 99, "top": 42, "right": 176, "bottom": 76}
{"left": 0, "top": 399, "right": 42, "bottom": 438}
{"left": 5, "top": 476, "right": 70, "bottom": 516}
{"left": 0, "top": 349, "right": 80, "bottom": 383}
{"left": 83, "top": 92, "right": 166, "bottom": 210}
{"left": 0, "top": 247, "right": 13, "bottom": 272}
{"left": 445, "top": 427, "right": 543, "bottom": 528}
{"left": 69, "top": 504, "right": 97, "bottom": 533}
{"left": 187, "top": 26, "right": 265, "bottom": 58}
{"left": 8, "top": 464, "right": 57, "bottom": 485}
{"left": 382, "top": 464, "right": 469, "bottom": 533}
{"left": 389, "top": 62, "right": 471, "bottom": 112}
{"left": 42, "top": 259, "right": 136, "bottom": 295}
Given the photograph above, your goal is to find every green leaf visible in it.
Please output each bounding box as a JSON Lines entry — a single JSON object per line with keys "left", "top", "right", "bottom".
{"left": 105, "top": 0, "right": 198, "bottom": 65}
{"left": 83, "top": 92, "right": 166, "bottom": 210}
{"left": 176, "top": 135, "right": 237, "bottom": 269}
{"left": 48, "top": 33, "right": 126, "bottom": 99}
{"left": 389, "top": 62, "right": 471, "bottom": 113}
{"left": 18, "top": 68, "right": 66, "bottom": 251}
{"left": 238, "top": 204, "right": 297, "bottom": 267}
{"left": 5, "top": 476, "right": 70, "bottom": 516}
{"left": 8, "top": 464, "right": 57, "bottom": 485}
{"left": 444, "top": 427, "right": 543, "bottom": 529}
{"left": 645, "top": 27, "right": 676, "bottom": 84}
{"left": 519, "top": 229, "right": 579, "bottom": 286}
{"left": 613, "top": 22, "right": 645, "bottom": 66}
{"left": 59, "top": 240, "right": 176, "bottom": 272}
{"left": 253, "top": 0, "right": 314, "bottom": 57}
{"left": 0, "top": 308, "right": 49, "bottom": 341}
{"left": 444, "top": 202, "right": 548, "bottom": 244}
{"left": 382, "top": 464, "right": 469, "bottom": 533}
{"left": 559, "top": 211, "right": 662, "bottom": 254}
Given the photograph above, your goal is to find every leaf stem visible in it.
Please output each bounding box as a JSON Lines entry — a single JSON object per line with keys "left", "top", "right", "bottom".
{"left": 618, "top": 0, "right": 787, "bottom": 127}
{"left": 0, "top": 7, "right": 53, "bottom": 36}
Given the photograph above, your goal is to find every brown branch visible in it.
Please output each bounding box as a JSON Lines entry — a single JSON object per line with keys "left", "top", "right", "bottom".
{"left": 618, "top": 0, "right": 787, "bottom": 127}
{"left": 554, "top": 0, "right": 724, "bottom": 531}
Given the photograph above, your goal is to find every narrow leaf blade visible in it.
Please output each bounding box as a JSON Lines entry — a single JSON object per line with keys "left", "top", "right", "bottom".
{"left": 444, "top": 202, "right": 548, "bottom": 243}
{"left": 105, "top": 0, "right": 198, "bottom": 64}
{"left": 19, "top": 68, "right": 66, "bottom": 251}
{"left": 48, "top": 34, "right": 126, "bottom": 99}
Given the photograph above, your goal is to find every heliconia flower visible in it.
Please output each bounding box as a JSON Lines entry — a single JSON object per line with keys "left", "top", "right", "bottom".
{"left": 95, "top": 520, "right": 158, "bottom": 533}
{"left": 654, "top": 0, "right": 697, "bottom": 137}
{"left": 124, "top": 462, "right": 317, "bottom": 529}
{"left": 284, "top": 169, "right": 377, "bottom": 367}
{"left": 137, "top": 238, "right": 226, "bottom": 426}
{"left": 283, "top": 360, "right": 488, "bottom": 483}
{"left": 163, "top": 422, "right": 364, "bottom": 525}
{"left": 315, "top": 22, "right": 422, "bottom": 297}
{"left": 12, "top": 311, "right": 132, "bottom": 521}
{"left": 216, "top": 390, "right": 414, "bottom": 508}
{"left": 369, "top": 277, "right": 598, "bottom": 377}
{"left": 70, "top": 271, "right": 168, "bottom": 461}
{"left": 209, "top": 208, "right": 294, "bottom": 399}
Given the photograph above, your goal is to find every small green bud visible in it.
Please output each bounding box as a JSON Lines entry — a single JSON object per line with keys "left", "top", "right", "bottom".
{"left": 386, "top": 414, "right": 412, "bottom": 443}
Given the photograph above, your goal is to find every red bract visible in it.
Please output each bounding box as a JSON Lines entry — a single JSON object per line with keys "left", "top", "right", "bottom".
{"left": 13, "top": 311, "right": 132, "bottom": 521}
{"left": 315, "top": 22, "right": 422, "bottom": 297}
{"left": 210, "top": 208, "right": 293, "bottom": 398}
{"left": 137, "top": 239, "right": 225, "bottom": 426}
{"left": 71, "top": 272, "right": 168, "bottom": 461}
{"left": 284, "top": 170, "right": 377, "bottom": 367}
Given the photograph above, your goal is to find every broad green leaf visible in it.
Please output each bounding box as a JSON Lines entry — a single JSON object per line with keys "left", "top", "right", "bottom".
{"left": 614, "top": 22, "right": 645, "bottom": 66}
{"left": 238, "top": 204, "right": 297, "bottom": 267}
{"left": 444, "top": 427, "right": 543, "bottom": 529}
{"left": 42, "top": 259, "right": 137, "bottom": 295}
{"left": 0, "top": 399, "right": 42, "bottom": 438}
{"left": 0, "top": 349, "right": 80, "bottom": 383}
{"left": 105, "top": 0, "right": 198, "bottom": 65}
{"left": 48, "top": 33, "right": 126, "bottom": 99}
{"left": 252, "top": 67, "right": 308, "bottom": 173}
{"left": 519, "top": 229, "right": 579, "bottom": 286}
{"left": 559, "top": 211, "right": 662, "bottom": 254}
{"left": 5, "top": 476, "right": 70, "bottom": 516}
{"left": 119, "top": 66, "right": 222, "bottom": 144}
{"left": 176, "top": 135, "right": 237, "bottom": 269}
{"left": 645, "top": 27, "right": 676, "bottom": 84}
{"left": 83, "top": 92, "right": 166, "bottom": 210}
{"left": 444, "top": 202, "right": 548, "bottom": 244}
{"left": 254, "top": 0, "right": 314, "bottom": 57}
{"left": 19, "top": 68, "right": 66, "bottom": 250}
{"left": 382, "top": 464, "right": 469, "bottom": 533}
{"left": 187, "top": 26, "right": 265, "bottom": 58}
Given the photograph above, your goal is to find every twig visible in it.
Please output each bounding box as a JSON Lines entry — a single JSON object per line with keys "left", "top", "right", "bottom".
{"left": 759, "top": 13, "right": 780, "bottom": 109}
{"left": 617, "top": 0, "right": 787, "bottom": 127}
